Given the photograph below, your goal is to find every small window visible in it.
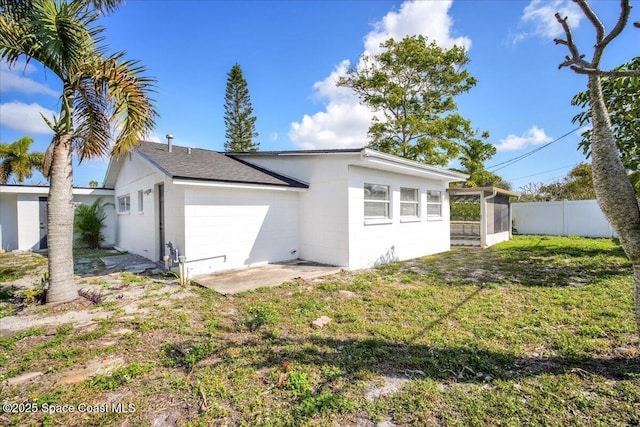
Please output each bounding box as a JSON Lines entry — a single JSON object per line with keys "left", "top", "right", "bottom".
{"left": 364, "top": 183, "right": 390, "bottom": 219}
{"left": 400, "top": 187, "right": 419, "bottom": 217}
{"left": 426, "top": 190, "right": 442, "bottom": 219}
{"left": 137, "top": 190, "right": 144, "bottom": 213}
{"left": 118, "top": 194, "right": 130, "bottom": 214}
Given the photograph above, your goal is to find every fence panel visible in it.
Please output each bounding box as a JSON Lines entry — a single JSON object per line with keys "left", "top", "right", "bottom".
{"left": 512, "top": 200, "right": 617, "bottom": 238}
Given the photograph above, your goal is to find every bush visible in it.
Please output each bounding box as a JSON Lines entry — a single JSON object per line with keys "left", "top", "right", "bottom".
{"left": 74, "top": 198, "right": 109, "bottom": 248}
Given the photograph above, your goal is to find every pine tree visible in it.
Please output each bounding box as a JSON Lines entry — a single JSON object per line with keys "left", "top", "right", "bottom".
{"left": 224, "top": 64, "right": 259, "bottom": 151}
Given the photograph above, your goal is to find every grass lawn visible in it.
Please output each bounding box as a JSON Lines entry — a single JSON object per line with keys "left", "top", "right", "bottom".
{"left": 0, "top": 236, "right": 638, "bottom": 426}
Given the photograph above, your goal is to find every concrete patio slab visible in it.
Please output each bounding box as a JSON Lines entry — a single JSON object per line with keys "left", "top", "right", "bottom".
{"left": 192, "top": 260, "right": 343, "bottom": 295}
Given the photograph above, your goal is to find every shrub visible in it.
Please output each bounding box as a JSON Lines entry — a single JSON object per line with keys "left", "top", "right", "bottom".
{"left": 74, "top": 198, "right": 109, "bottom": 248}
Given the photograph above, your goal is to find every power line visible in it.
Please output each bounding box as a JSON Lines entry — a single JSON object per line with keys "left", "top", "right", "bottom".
{"left": 487, "top": 127, "right": 582, "bottom": 173}
{"left": 507, "top": 163, "right": 579, "bottom": 182}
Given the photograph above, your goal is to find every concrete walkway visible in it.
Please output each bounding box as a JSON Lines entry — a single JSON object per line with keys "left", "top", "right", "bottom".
{"left": 192, "top": 260, "right": 343, "bottom": 295}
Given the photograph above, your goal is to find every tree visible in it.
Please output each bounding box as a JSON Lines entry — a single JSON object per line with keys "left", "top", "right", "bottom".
{"left": 0, "top": 136, "right": 44, "bottom": 184}
{"left": 571, "top": 57, "right": 640, "bottom": 195}
{"left": 224, "top": 63, "right": 259, "bottom": 152}
{"left": 89, "top": 180, "right": 99, "bottom": 188}
{"left": 455, "top": 134, "right": 509, "bottom": 189}
{"left": 554, "top": 0, "right": 640, "bottom": 331}
{"left": 337, "top": 35, "right": 487, "bottom": 166}
{"left": 0, "top": 0, "right": 157, "bottom": 304}
{"left": 521, "top": 163, "right": 595, "bottom": 201}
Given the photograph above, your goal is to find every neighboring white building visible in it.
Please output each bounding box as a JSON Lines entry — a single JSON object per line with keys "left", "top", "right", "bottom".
{"left": 103, "top": 141, "right": 469, "bottom": 280}
{"left": 0, "top": 185, "right": 116, "bottom": 251}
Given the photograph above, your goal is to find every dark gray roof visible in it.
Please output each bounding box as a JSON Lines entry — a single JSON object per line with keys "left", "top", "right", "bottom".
{"left": 135, "top": 141, "right": 308, "bottom": 188}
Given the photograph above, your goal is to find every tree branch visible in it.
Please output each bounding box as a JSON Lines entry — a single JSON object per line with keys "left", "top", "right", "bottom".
{"left": 573, "top": 0, "right": 605, "bottom": 43}
{"left": 555, "top": 0, "right": 635, "bottom": 73}
{"left": 569, "top": 67, "right": 640, "bottom": 77}
{"left": 554, "top": 12, "right": 590, "bottom": 69}
{"left": 598, "top": 0, "right": 632, "bottom": 50}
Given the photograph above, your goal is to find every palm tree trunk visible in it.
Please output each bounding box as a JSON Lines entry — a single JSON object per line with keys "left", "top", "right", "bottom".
{"left": 587, "top": 74, "right": 640, "bottom": 331}
{"left": 45, "top": 134, "right": 77, "bottom": 304}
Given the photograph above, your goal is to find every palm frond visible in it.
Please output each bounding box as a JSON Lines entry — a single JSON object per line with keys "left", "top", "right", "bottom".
{"left": 97, "top": 53, "right": 158, "bottom": 157}
{"left": 79, "top": 0, "right": 125, "bottom": 15}
{"left": 31, "top": 0, "right": 101, "bottom": 78}
{"left": 0, "top": 2, "right": 37, "bottom": 66}
{"left": 0, "top": 161, "right": 12, "bottom": 184}
{"left": 42, "top": 141, "right": 54, "bottom": 177}
{"left": 0, "top": 142, "right": 11, "bottom": 158}
{"left": 72, "top": 76, "right": 111, "bottom": 161}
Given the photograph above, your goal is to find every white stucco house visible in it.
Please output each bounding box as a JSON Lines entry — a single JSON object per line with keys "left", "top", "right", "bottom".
{"left": 1, "top": 141, "right": 480, "bottom": 281}
{"left": 101, "top": 141, "right": 469, "bottom": 279}
{"left": 0, "top": 185, "right": 116, "bottom": 251}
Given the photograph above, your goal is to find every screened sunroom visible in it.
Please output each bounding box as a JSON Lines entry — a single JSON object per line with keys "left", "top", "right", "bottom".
{"left": 448, "top": 187, "right": 521, "bottom": 248}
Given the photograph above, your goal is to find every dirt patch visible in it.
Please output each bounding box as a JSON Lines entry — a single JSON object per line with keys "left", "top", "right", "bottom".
{"left": 0, "top": 251, "right": 193, "bottom": 336}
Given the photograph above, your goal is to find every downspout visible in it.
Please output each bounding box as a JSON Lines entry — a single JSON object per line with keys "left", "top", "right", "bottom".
{"left": 482, "top": 190, "right": 498, "bottom": 248}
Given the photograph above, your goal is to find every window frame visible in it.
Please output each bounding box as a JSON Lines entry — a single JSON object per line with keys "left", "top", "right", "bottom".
{"left": 137, "top": 190, "right": 144, "bottom": 213}
{"left": 426, "top": 190, "right": 443, "bottom": 220}
{"left": 399, "top": 187, "right": 420, "bottom": 220}
{"left": 117, "top": 194, "right": 131, "bottom": 214}
{"left": 364, "top": 183, "right": 391, "bottom": 223}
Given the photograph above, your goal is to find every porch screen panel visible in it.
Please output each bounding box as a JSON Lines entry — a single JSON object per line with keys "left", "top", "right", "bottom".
{"left": 493, "top": 195, "right": 510, "bottom": 233}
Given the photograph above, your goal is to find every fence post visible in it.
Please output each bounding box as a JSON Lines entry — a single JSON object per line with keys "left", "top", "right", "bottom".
{"left": 562, "top": 199, "right": 567, "bottom": 236}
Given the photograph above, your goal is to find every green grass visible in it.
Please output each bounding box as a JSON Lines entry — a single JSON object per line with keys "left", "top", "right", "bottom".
{"left": 0, "top": 236, "right": 637, "bottom": 426}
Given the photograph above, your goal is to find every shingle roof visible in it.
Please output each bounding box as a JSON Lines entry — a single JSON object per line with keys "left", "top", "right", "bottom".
{"left": 135, "top": 141, "right": 308, "bottom": 188}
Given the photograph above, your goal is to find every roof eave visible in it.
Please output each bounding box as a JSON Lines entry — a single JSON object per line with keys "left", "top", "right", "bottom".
{"left": 359, "top": 149, "right": 469, "bottom": 182}
{"left": 172, "top": 178, "right": 308, "bottom": 191}
{"left": 449, "top": 186, "right": 522, "bottom": 198}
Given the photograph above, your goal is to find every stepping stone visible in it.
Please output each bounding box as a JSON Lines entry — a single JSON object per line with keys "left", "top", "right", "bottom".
{"left": 54, "top": 356, "right": 125, "bottom": 386}
{"left": 6, "top": 371, "right": 43, "bottom": 386}
{"left": 311, "top": 316, "right": 332, "bottom": 328}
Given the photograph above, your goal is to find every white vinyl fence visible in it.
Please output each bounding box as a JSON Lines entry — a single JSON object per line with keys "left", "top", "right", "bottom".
{"left": 512, "top": 200, "right": 617, "bottom": 238}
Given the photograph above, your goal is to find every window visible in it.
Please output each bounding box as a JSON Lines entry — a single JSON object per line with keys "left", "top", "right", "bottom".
{"left": 137, "top": 190, "right": 144, "bottom": 213}
{"left": 400, "top": 187, "right": 419, "bottom": 218}
{"left": 426, "top": 190, "right": 442, "bottom": 219}
{"left": 364, "top": 183, "right": 390, "bottom": 219}
{"left": 117, "top": 194, "right": 130, "bottom": 214}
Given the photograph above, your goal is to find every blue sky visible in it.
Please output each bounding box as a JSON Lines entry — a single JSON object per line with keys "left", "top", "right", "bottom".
{"left": 0, "top": 0, "right": 637, "bottom": 189}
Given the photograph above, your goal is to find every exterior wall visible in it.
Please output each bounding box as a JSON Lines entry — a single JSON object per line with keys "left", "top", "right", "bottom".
{"left": 114, "top": 154, "right": 168, "bottom": 260}
{"left": 0, "top": 193, "right": 18, "bottom": 250}
{"left": 486, "top": 231, "right": 511, "bottom": 247}
{"left": 73, "top": 195, "right": 116, "bottom": 247}
{"left": 182, "top": 186, "right": 299, "bottom": 278}
{"left": 237, "top": 156, "right": 351, "bottom": 267}
{"left": 163, "top": 180, "right": 185, "bottom": 263}
{"left": 16, "top": 195, "right": 41, "bottom": 250}
{"left": 512, "top": 200, "right": 617, "bottom": 238}
{"left": 0, "top": 187, "right": 115, "bottom": 251}
{"left": 347, "top": 165, "right": 451, "bottom": 270}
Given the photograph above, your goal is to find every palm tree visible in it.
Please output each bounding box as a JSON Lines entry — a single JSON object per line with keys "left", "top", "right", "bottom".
{"left": 0, "top": 0, "right": 157, "bottom": 304}
{"left": 0, "top": 136, "right": 44, "bottom": 184}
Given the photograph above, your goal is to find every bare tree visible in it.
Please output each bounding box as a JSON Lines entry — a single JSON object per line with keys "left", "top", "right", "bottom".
{"left": 554, "top": 0, "right": 640, "bottom": 331}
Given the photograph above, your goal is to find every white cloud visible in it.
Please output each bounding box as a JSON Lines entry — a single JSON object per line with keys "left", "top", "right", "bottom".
{"left": 495, "top": 126, "right": 553, "bottom": 151}
{"left": 515, "top": 0, "right": 583, "bottom": 42}
{"left": 364, "top": 0, "right": 471, "bottom": 54}
{"left": 289, "top": 0, "right": 470, "bottom": 150}
{"left": 0, "top": 101, "right": 57, "bottom": 134}
{"left": 0, "top": 61, "right": 58, "bottom": 96}
{"left": 290, "top": 103, "right": 373, "bottom": 150}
